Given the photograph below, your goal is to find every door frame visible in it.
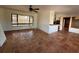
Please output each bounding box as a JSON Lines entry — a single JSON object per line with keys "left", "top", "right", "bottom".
{"left": 59, "top": 16, "right": 72, "bottom": 31}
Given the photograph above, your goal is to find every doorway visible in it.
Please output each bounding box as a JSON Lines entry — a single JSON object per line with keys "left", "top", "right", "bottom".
{"left": 63, "top": 17, "right": 70, "bottom": 31}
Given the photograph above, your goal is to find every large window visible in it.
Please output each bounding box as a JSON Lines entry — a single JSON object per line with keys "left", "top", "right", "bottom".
{"left": 11, "top": 14, "right": 34, "bottom": 26}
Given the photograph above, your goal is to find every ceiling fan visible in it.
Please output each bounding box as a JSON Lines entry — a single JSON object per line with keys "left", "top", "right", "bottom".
{"left": 29, "top": 5, "right": 39, "bottom": 13}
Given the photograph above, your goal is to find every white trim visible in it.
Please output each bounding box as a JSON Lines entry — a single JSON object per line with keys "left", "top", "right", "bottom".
{"left": 59, "top": 17, "right": 63, "bottom": 30}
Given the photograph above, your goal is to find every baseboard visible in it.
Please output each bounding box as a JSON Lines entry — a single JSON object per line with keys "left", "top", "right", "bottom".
{"left": 4, "top": 28, "right": 49, "bottom": 35}
{"left": 38, "top": 28, "right": 49, "bottom": 34}
{"left": 4, "top": 28, "right": 38, "bottom": 32}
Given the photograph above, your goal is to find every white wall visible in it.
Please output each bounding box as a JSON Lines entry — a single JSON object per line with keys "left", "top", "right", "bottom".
{"left": 0, "top": 8, "right": 6, "bottom": 47}
{"left": 0, "top": 8, "right": 5, "bottom": 31}
{"left": 0, "top": 24, "right": 6, "bottom": 47}
{"left": 59, "top": 17, "right": 63, "bottom": 30}
{"left": 69, "top": 28, "right": 79, "bottom": 34}
{"left": 69, "top": 17, "right": 79, "bottom": 34}
{"left": 0, "top": 7, "right": 38, "bottom": 31}
{"left": 49, "top": 11, "right": 55, "bottom": 25}
{"left": 38, "top": 10, "right": 59, "bottom": 34}
{"left": 49, "top": 11, "right": 59, "bottom": 33}
{"left": 38, "top": 10, "right": 49, "bottom": 33}
{"left": 49, "top": 25, "right": 59, "bottom": 33}
{"left": 1, "top": 6, "right": 79, "bottom": 34}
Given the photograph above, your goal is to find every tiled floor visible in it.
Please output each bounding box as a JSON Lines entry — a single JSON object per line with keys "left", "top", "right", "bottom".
{"left": 0, "top": 29, "right": 79, "bottom": 53}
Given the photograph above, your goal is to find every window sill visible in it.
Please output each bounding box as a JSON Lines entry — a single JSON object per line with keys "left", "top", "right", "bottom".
{"left": 12, "top": 24, "right": 33, "bottom": 27}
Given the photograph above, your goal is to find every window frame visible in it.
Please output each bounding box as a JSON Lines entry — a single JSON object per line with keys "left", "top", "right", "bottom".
{"left": 11, "top": 13, "right": 34, "bottom": 26}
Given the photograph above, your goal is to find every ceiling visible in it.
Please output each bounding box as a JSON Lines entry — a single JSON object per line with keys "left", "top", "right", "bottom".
{"left": 1, "top": 5, "right": 79, "bottom": 15}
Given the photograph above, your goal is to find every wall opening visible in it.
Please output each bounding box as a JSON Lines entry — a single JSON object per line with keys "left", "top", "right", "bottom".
{"left": 63, "top": 17, "right": 70, "bottom": 31}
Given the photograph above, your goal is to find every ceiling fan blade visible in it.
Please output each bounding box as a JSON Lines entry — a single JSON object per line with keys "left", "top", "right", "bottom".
{"left": 29, "top": 5, "right": 39, "bottom": 13}
{"left": 34, "top": 10, "right": 38, "bottom": 13}
{"left": 34, "top": 8, "right": 39, "bottom": 10}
